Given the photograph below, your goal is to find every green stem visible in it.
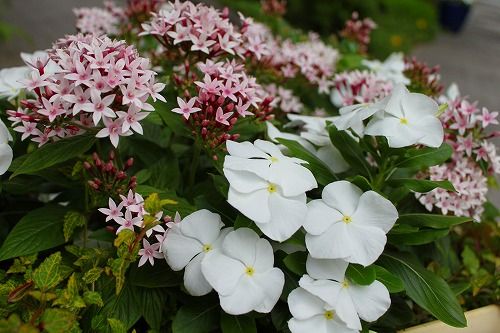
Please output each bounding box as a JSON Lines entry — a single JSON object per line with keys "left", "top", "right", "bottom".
{"left": 187, "top": 140, "right": 202, "bottom": 198}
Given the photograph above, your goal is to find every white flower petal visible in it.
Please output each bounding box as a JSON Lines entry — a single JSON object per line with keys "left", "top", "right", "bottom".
{"left": 228, "top": 187, "right": 271, "bottom": 224}
{"left": 304, "top": 200, "right": 343, "bottom": 236}
{"left": 352, "top": 191, "right": 398, "bottom": 233}
{"left": 0, "top": 144, "right": 13, "bottom": 175}
{"left": 269, "top": 160, "right": 317, "bottom": 196}
{"left": 305, "top": 222, "right": 351, "bottom": 260}
{"left": 288, "top": 316, "right": 329, "bottom": 333}
{"left": 316, "top": 144, "right": 349, "bottom": 174}
{"left": 306, "top": 255, "right": 348, "bottom": 281}
{"left": 254, "top": 139, "right": 284, "bottom": 157}
{"left": 252, "top": 268, "right": 285, "bottom": 313}
{"left": 403, "top": 92, "right": 438, "bottom": 118}
{"left": 183, "top": 253, "right": 212, "bottom": 296}
{"left": 257, "top": 192, "right": 307, "bottom": 241}
{"left": 298, "top": 275, "right": 342, "bottom": 306}
{"left": 288, "top": 287, "right": 325, "bottom": 320}
{"left": 253, "top": 238, "right": 275, "bottom": 272}
{"left": 411, "top": 116, "right": 444, "bottom": 148}
{"left": 343, "top": 225, "right": 387, "bottom": 266}
{"left": 180, "top": 209, "right": 223, "bottom": 244}
{"left": 223, "top": 168, "right": 268, "bottom": 193}
{"left": 218, "top": 275, "right": 264, "bottom": 315}
{"left": 224, "top": 156, "right": 270, "bottom": 179}
{"left": 201, "top": 249, "right": 245, "bottom": 296}
{"left": 384, "top": 84, "right": 407, "bottom": 118}
{"left": 222, "top": 227, "right": 259, "bottom": 266}
{"left": 334, "top": 288, "right": 362, "bottom": 330}
{"left": 226, "top": 140, "right": 268, "bottom": 159}
{"left": 322, "top": 181, "right": 362, "bottom": 216}
{"left": 163, "top": 229, "right": 202, "bottom": 270}
{"left": 350, "top": 280, "right": 391, "bottom": 323}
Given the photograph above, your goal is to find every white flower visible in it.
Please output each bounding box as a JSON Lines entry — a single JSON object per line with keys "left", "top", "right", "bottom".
{"left": 223, "top": 140, "right": 317, "bottom": 241}
{"left": 304, "top": 181, "right": 398, "bottom": 266}
{"left": 288, "top": 287, "right": 357, "bottom": 333}
{"left": 20, "top": 51, "right": 60, "bottom": 75}
{"left": 162, "top": 209, "right": 231, "bottom": 296}
{"left": 299, "top": 255, "right": 391, "bottom": 331}
{"left": 286, "top": 115, "right": 349, "bottom": 173}
{"left": 332, "top": 98, "right": 388, "bottom": 137}
{"left": 364, "top": 84, "right": 444, "bottom": 148}
{"left": 0, "top": 119, "right": 13, "bottom": 175}
{"left": 201, "top": 228, "right": 285, "bottom": 315}
{"left": 0, "top": 67, "right": 30, "bottom": 100}
{"left": 362, "top": 53, "right": 410, "bottom": 85}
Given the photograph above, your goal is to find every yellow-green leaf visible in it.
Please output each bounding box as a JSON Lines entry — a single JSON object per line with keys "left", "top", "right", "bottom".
{"left": 32, "top": 252, "right": 63, "bottom": 291}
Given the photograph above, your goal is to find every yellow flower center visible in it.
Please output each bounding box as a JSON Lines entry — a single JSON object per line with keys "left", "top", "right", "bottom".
{"left": 342, "top": 215, "right": 352, "bottom": 224}
{"left": 267, "top": 183, "right": 277, "bottom": 193}
{"left": 400, "top": 117, "right": 409, "bottom": 125}
{"left": 245, "top": 266, "right": 255, "bottom": 276}
{"left": 324, "top": 310, "right": 334, "bottom": 320}
{"left": 202, "top": 244, "right": 212, "bottom": 253}
{"left": 269, "top": 156, "right": 279, "bottom": 163}
{"left": 341, "top": 280, "right": 349, "bottom": 289}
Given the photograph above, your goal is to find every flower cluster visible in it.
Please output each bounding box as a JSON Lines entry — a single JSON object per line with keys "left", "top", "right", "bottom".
{"left": 331, "top": 69, "right": 393, "bottom": 107}
{"left": 163, "top": 212, "right": 285, "bottom": 314}
{"left": 404, "top": 56, "right": 443, "bottom": 97}
{"left": 416, "top": 84, "right": 499, "bottom": 220}
{"left": 7, "top": 34, "right": 165, "bottom": 147}
{"left": 362, "top": 52, "right": 410, "bottom": 86}
{"left": 99, "top": 190, "right": 167, "bottom": 266}
{"left": 74, "top": 1, "right": 126, "bottom": 36}
{"left": 340, "top": 11, "right": 377, "bottom": 54}
{"left": 264, "top": 84, "right": 303, "bottom": 114}
{"left": 172, "top": 59, "right": 269, "bottom": 149}
{"left": 84, "top": 150, "right": 136, "bottom": 195}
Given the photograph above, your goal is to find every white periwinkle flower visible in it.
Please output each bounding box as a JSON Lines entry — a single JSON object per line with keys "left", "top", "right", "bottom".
{"left": 288, "top": 287, "right": 357, "bottom": 333}
{"left": 223, "top": 140, "right": 317, "bottom": 241}
{"left": 304, "top": 181, "right": 398, "bottom": 266}
{"left": 0, "top": 119, "right": 13, "bottom": 175}
{"left": 0, "top": 67, "right": 30, "bottom": 100}
{"left": 162, "top": 209, "right": 231, "bottom": 296}
{"left": 332, "top": 98, "right": 388, "bottom": 137}
{"left": 299, "top": 255, "right": 391, "bottom": 331}
{"left": 364, "top": 84, "right": 444, "bottom": 148}
{"left": 201, "top": 228, "right": 285, "bottom": 315}
{"left": 362, "top": 53, "right": 410, "bottom": 85}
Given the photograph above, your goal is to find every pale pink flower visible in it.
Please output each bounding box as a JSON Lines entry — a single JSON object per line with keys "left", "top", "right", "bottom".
{"left": 138, "top": 239, "right": 162, "bottom": 266}
{"left": 98, "top": 198, "right": 124, "bottom": 222}
{"left": 215, "top": 107, "right": 233, "bottom": 126}
{"left": 172, "top": 97, "right": 201, "bottom": 120}
{"left": 115, "top": 209, "right": 143, "bottom": 234}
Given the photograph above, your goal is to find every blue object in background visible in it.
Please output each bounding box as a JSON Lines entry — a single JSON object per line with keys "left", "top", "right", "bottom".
{"left": 439, "top": 1, "right": 471, "bottom": 33}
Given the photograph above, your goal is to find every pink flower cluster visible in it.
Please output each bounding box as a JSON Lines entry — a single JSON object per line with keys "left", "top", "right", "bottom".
{"left": 331, "top": 70, "right": 393, "bottom": 106}
{"left": 8, "top": 34, "right": 165, "bottom": 147}
{"left": 417, "top": 161, "right": 488, "bottom": 221}
{"left": 99, "top": 190, "right": 167, "bottom": 267}
{"left": 172, "top": 59, "right": 272, "bottom": 150}
{"left": 139, "top": 1, "right": 265, "bottom": 58}
{"left": 266, "top": 34, "right": 340, "bottom": 93}
{"left": 74, "top": 1, "right": 126, "bottom": 36}
{"left": 340, "top": 11, "right": 377, "bottom": 54}
{"left": 416, "top": 86, "right": 500, "bottom": 221}
{"left": 264, "top": 84, "right": 303, "bottom": 113}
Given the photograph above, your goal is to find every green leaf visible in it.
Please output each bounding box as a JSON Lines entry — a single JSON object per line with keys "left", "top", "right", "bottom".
{"left": 129, "top": 260, "right": 182, "bottom": 288}
{"left": 276, "top": 138, "right": 337, "bottom": 185}
{"left": 346, "top": 264, "right": 376, "bottom": 285}
{"left": 107, "top": 318, "right": 127, "bottom": 333}
{"left": 395, "top": 144, "right": 452, "bottom": 170}
{"left": 283, "top": 252, "right": 307, "bottom": 276}
{"left": 10, "top": 134, "right": 96, "bottom": 178}
{"left": 347, "top": 175, "right": 372, "bottom": 191}
{"left": 233, "top": 216, "right": 262, "bottom": 235}
{"left": 138, "top": 288, "right": 166, "bottom": 331}
{"left": 42, "top": 309, "right": 77, "bottom": 333}
{"left": 388, "top": 228, "right": 449, "bottom": 245}
{"left": 373, "top": 265, "right": 404, "bottom": 293}
{"left": 388, "top": 178, "right": 456, "bottom": 193}
{"left": 84, "top": 291, "right": 104, "bottom": 307}
{"left": 83, "top": 267, "right": 103, "bottom": 284}
{"left": 172, "top": 303, "right": 219, "bottom": 333}
{"left": 0, "top": 205, "right": 68, "bottom": 261}
{"left": 95, "top": 281, "right": 142, "bottom": 330}
{"left": 220, "top": 313, "right": 257, "bottom": 333}
{"left": 378, "top": 252, "right": 466, "bottom": 327}
{"left": 328, "top": 125, "right": 372, "bottom": 178}
{"left": 450, "top": 282, "right": 470, "bottom": 296}
{"left": 32, "top": 252, "right": 63, "bottom": 291}
{"left": 461, "top": 245, "right": 480, "bottom": 275}
{"left": 63, "top": 211, "right": 87, "bottom": 242}
{"left": 397, "top": 214, "right": 472, "bottom": 229}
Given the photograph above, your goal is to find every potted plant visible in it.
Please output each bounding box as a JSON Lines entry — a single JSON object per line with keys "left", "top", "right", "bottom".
{"left": 439, "top": 0, "right": 474, "bottom": 32}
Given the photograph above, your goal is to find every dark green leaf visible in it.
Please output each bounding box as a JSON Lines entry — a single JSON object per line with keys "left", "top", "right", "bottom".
{"left": 373, "top": 265, "right": 404, "bottom": 293}
{"left": 129, "top": 260, "right": 182, "bottom": 288}
{"left": 347, "top": 175, "right": 372, "bottom": 191}
{"left": 0, "top": 205, "right": 68, "bottom": 261}
{"left": 172, "top": 303, "right": 219, "bottom": 333}
{"left": 397, "top": 214, "right": 472, "bottom": 229}
{"left": 10, "top": 134, "right": 96, "bottom": 178}
{"left": 98, "top": 282, "right": 142, "bottom": 330}
{"left": 388, "top": 228, "right": 449, "bottom": 245}
{"left": 450, "top": 282, "right": 470, "bottom": 296}
{"left": 388, "top": 178, "right": 456, "bottom": 193}
{"left": 346, "top": 264, "right": 376, "bottom": 285}
{"left": 461, "top": 245, "right": 480, "bottom": 275}
{"left": 395, "top": 144, "right": 452, "bottom": 170}
{"left": 63, "top": 211, "right": 87, "bottom": 242}
{"left": 107, "top": 318, "right": 127, "bottom": 333}
{"left": 233, "top": 215, "right": 262, "bottom": 235}
{"left": 220, "top": 313, "right": 257, "bottom": 333}
{"left": 379, "top": 252, "right": 466, "bottom": 327}
{"left": 32, "top": 252, "right": 63, "bottom": 290}
{"left": 283, "top": 252, "right": 307, "bottom": 276}
{"left": 138, "top": 288, "right": 166, "bottom": 331}
{"left": 277, "top": 138, "right": 337, "bottom": 185}
{"left": 328, "top": 125, "right": 372, "bottom": 178}
{"left": 42, "top": 309, "right": 77, "bottom": 333}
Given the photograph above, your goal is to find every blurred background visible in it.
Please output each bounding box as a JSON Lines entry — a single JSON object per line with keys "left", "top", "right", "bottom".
{"left": 0, "top": 0, "right": 499, "bottom": 202}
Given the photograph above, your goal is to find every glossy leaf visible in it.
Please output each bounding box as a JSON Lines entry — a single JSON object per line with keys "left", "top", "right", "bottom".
{"left": 346, "top": 264, "right": 376, "bottom": 285}
{"left": 395, "top": 144, "right": 452, "bottom": 170}
{"left": 397, "top": 214, "right": 472, "bottom": 229}
{"left": 220, "top": 313, "right": 257, "bottom": 333}
{"left": 388, "top": 178, "right": 456, "bottom": 193}
{"left": 172, "top": 303, "right": 219, "bottom": 333}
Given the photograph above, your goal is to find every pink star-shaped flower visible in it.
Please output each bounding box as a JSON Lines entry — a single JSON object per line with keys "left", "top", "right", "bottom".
{"left": 171, "top": 97, "right": 201, "bottom": 120}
